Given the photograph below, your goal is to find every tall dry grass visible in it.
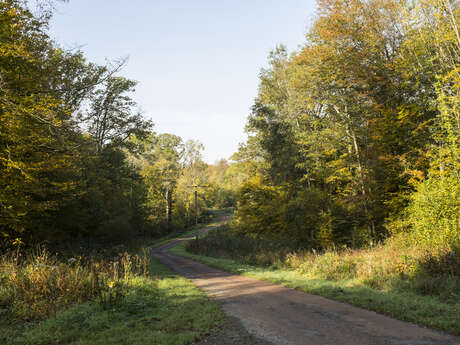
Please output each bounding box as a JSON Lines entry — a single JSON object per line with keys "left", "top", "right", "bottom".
{"left": 0, "top": 246, "right": 149, "bottom": 322}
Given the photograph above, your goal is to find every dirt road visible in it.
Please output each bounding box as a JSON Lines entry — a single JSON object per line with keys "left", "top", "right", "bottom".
{"left": 152, "top": 228, "right": 460, "bottom": 345}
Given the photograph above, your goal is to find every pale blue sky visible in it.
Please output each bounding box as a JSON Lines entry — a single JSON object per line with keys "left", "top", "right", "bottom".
{"left": 49, "top": 0, "right": 317, "bottom": 163}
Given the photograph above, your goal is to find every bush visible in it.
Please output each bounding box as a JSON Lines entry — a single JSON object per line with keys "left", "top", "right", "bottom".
{"left": 234, "top": 178, "right": 369, "bottom": 249}
{"left": 406, "top": 174, "right": 460, "bottom": 249}
{"left": 418, "top": 248, "right": 460, "bottom": 277}
{"left": 301, "top": 252, "right": 361, "bottom": 281}
{"left": 186, "top": 225, "right": 297, "bottom": 267}
{"left": 233, "top": 177, "right": 287, "bottom": 239}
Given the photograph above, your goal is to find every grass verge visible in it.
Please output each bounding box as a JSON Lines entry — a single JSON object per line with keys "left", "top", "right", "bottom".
{"left": 171, "top": 240, "right": 460, "bottom": 335}
{"left": 0, "top": 255, "right": 224, "bottom": 345}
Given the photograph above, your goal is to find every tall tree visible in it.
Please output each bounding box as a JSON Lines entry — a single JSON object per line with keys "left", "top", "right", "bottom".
{"left": 81, "top": 76, "right": 152, "bottom": 153}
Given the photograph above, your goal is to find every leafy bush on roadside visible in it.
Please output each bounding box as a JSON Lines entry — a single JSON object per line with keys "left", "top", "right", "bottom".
{"left": 405, "top": 174, "right": 460, "bottom": 249}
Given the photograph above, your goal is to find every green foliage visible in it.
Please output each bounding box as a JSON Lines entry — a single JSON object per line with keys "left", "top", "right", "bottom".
{"left": 187, "top": 225, "right": 460, "bottom": 301}
{"left": 233, "top": 176, "right": 368, "bottom": 248}
{"left": 0, "top": 0, "right": 81, "bottom": 237}
{"left": 299, "top": 252, "right": 360, "bottom": 281}
{"left": 187, "top": 225, "right": 294, "bottom": 267}
{"left": 81, "top": 76, "right": 153, "bottom": 152}
{"left": 230, "top": 0, "right": 460, "bottom": 253}
{"left": 406, "top": 174, "right": 460, "bottom": 249}
{"left": 0, "top": 0, "right": 154, "bottom": 244}
{"left": 205, "top": 159, "right": 240, "bottom": 208}
{"left": 418, "top": 248, "right": 460, "bottom": 277}
{"left": 234, "top": 176, "right": 287, "bottom": 238}
{"left": 0, "top": 0, "right": 236, "bottom": 246}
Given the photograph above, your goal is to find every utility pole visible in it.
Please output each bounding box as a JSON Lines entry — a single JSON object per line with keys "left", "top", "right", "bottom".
{"left": 194, "top": 189, "right": 198, "bottom": 227}
{"left": 187, "top": 183, "right": 207, "bottom": 227}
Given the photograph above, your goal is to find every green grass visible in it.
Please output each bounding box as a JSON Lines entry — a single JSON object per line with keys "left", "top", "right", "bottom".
{"left": 147, "top": 220, "right": 228, "bottom": 252}
{"left": 145, "top": 225, "right": 204, "bottom": 250}
{"left": 0, "top": 256, "right": 224, "bottom": 345}
{"left": 171, "top": 241, "right": 460, "bottom": 335}
{"left": 145, "top": 210, "right": 231, "bottom": 250}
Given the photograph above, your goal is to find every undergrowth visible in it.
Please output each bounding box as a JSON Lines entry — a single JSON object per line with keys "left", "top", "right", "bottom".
{"left": 0, "top": 246, "right": 149, "bottom": 322}
{"left": 187, "top": 226, "right": 460, "bottom": 301}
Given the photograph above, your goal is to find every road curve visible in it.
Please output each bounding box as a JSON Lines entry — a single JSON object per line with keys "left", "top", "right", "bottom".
{"left": 152, "top": 233, "right": 460, "bottom": 345}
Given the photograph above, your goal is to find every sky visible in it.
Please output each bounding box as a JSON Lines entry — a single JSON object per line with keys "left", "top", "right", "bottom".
{"left": 48, "top": 0, "right": 317, "bottom": 163}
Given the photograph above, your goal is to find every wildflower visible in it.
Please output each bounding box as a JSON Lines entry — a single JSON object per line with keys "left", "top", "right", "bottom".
{"left": 12, "top": 238, "right": 24, "bottom": 246}
{"left": 108, "top": 281, "right": 115, "bottom": 289}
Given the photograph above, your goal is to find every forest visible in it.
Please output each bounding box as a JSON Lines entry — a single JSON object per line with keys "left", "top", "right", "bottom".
{"left": 1, "top": 0, "right": 459, "bottom": 343}
{"left": 2, "top": 0, "right": 458, "bottom": 252}
{"left": 182, "top": 0, "right": 460, "bottom": 334}
{"left": 229, "top": 0, "right": 459, "bottom": 252}
{"left": 0, "top": 0, "right": 243, "bottom": 249}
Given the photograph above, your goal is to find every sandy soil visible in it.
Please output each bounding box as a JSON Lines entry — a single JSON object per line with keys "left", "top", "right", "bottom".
{"left": 152, "top": 227, "right": 460, "bottom": 345}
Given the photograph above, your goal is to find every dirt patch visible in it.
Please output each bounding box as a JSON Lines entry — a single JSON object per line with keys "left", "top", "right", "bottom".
{"left": 193, "top": 316, "right": 275, "bottom": 345}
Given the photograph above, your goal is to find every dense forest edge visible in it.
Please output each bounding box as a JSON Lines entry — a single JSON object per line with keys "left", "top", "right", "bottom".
{"left": 230, "top": 0, "right": 459, "bottom": 253}
{"left": 1, "top": 0, "right": 459, "bottom": 342}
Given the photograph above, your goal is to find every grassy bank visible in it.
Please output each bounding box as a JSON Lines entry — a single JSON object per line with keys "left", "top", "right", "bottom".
{"left": 0, "top": 247, "right": 224, "bottom": 345}
{"left": 171, "top": 226, "right": 460, "bottom": 335}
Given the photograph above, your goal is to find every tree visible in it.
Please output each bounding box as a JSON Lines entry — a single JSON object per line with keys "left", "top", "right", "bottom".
{"left": 0, "top": 0, "right": 156, "bottom": 244}
{"left": 81, "top": 76, "right": 152, "bottom": 153}
{"left": 235, "top": 0, "right": 458, "bottom": 247}
{"left": 0, "top": 1, "right": 88, "bottom": 239}
{"left": 175, "top": 140, "right": 208, "bottom": 225}
{"left": 136, "top": 133, "right": 184, "bottom": 231}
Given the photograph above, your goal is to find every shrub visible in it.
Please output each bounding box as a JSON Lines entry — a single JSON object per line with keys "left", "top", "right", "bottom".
{"left": 233, "top": 177, "right": 287, "bottom": 239}
{"left": 418, "top": 248, "right": 460, "bottom": 277}
{"left": 186, "top": 225, "right": 297, "bottom": 268}
{"left": 298, "top": 252, "right": 361, "bottom": 281}
{"left": 234, "top": 179, "right": 368, "bottom": 249}
{"left": 406, "top": 174, "right": 460, "bottom": 249}
{"left": 187, "top": 225, "right": 460, "bottom": 299}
